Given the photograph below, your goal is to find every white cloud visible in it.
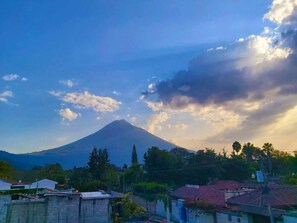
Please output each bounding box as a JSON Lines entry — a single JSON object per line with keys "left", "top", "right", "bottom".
{"left": 2, "top": 74, "right": 19, "bottom": 81}
{"left": 248, "top": 35, "right": 292, "bottom": 63}
{"left": 147, "top": 112, "right": 169, "bottom": 133}
{"left": 264, "top": 0, "right": 297, "bottom": 25}
{"left": 49, "top": 90, "right": 64, "bottom": 97}
{"left": 0, "top": 91, "right": 13, "bottom": 103}
{"left": 112, "top": 90, "right": 121, "bottom": 95}
{"left": 62, "top": 91, "right": 121, "bottom": 112}
{"left": 2, "top": 74, "right": 28, "bottom": 82}
{"left": 59, "top": 80, "right": 75, "bottom": 88}
{"left": 59, "top": 108, "right": 80, "bottom": 121}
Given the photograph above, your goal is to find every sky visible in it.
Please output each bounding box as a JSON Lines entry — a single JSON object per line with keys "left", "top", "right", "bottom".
{"left": 1, "top": 0, "right": 297, "bottom": 154}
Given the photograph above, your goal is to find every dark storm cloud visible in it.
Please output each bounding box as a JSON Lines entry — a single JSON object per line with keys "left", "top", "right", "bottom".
{"left": 145, "top": 27, "right": 297, "bottom": 109}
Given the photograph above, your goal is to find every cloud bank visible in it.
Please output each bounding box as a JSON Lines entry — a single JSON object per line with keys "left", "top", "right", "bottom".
{"left": 144, "top": 0, "right": 297, "bottom": 144}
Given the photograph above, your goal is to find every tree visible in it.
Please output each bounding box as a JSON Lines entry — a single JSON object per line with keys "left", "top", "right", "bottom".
{"left": 88, "top": 147, "right": 110, "bottom": 180}
{"left": 242, "top": 142, "right": 255, "bottom": 163}
{"left": 88, "top": 147, "right": 99, "bottom": 179}
{"left": 131, "top": 145, "right": 138, "bottom": 165}
{"left": 41, "top": 163, "right": 65, "bottom": 183}
{"left": 0, "top": 161, "right": 14, "bottom": 179}
{"left": 232, "top": 141, "right": 242, "bottom": 154}
{"left": 262, "top": 143, "right": 274, "bottom": 157}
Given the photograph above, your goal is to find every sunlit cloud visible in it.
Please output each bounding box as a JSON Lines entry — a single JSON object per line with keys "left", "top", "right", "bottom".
{"left": 59, "top": 108, "right": 81, "bottom": 121}
{"left": 147, "top": 111, "right": 169, "bottom": 133}
{"left": 142, "top": 0, "right": 297, "bottom": 150}
{"left": 264, "top": 0, "right": 297, "bottom": 25}
{"left": 62, "top": 91, "right": 121, "bottom": 112}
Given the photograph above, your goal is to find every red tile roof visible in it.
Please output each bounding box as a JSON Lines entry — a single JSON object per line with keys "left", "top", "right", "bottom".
{"left": 171, "top": 185, "right": 226, "bottom": 206}
{"left": 171, "top": 181, "right": 249, "bottom": 207}
{"left": 209, "top": 180, "right": 246, "bottom": 190}
{"left": 227, "top": 185, "right": 297, "bottom": 208}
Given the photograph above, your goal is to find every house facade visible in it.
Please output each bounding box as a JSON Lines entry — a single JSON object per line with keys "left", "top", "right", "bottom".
{"left": 0, "top": 191, "right": 113, "bottom": 223}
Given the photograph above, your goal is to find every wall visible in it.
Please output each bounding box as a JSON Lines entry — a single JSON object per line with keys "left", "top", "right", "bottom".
{"left": 216, "top": 212, "right": 252, "bottom": 223}
{"left": 80, "top": 199, "right": 109, "bottom": 223}
{"left": 47, "top": 194, "right": 80, "bottom": 223}
{"left": 0, "top": 194, "right": 111, "bottom": 223}
{"left": 6, "top": 199, "right": 47, "bottom": 223}
{"left": 171, "top": 200, "right": 180, "bottom": 222}
{"left": 188, "top": 209, "right": 215, "bottom": 223}
{"left": 0, "top": 195, "right": 10, "bottom": 222}
{"left": 0, "top": 181, "right": 12, "bottom": 190}
{"left": 156, "top": 200, "right": 166, "bottom": 217}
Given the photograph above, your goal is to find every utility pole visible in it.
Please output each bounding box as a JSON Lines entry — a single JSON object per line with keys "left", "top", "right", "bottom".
{"left": 260, "top": 155, "right": 275, "bottom": 223}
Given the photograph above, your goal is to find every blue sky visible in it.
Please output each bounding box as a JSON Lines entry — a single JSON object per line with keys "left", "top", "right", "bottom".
{"left": 3, "top": 0, "right": 297, "bottom": 153}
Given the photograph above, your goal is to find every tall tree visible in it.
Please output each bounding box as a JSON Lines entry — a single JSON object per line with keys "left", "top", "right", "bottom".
{"left": 88, "top": 147, "right": 99, "bottom": 179}
{"left": 88, "top": 147, "right": 110, "bottom": 180}
{"left": 232, "top": 141, "right": 242, "bottom": 154}
{"left": 131, "top": 145, "right": 138, "bottom": 165}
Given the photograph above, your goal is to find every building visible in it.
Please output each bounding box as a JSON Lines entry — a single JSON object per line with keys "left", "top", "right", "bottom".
{"left": 170, "top": 181, "right": 253, "bottom": 223}
{"left": 0, "top": 190, "right": 114, "bottom": 223}
{"left": 227, "top": 184, "right": 297, "bottom": 223}
{"left": 30, "top": 179, "right": 58, "bottom": 190}
{"left": 0, "top": 179, "right": 12, "bottom": 190}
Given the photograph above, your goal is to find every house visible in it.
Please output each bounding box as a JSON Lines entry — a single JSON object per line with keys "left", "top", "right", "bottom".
{"left": 170, "top": 181, "right": 253, "bottom": 223}
{"left": 227, "top": 184, "right": 297, "bottom": 223}
{"left": 1, "top": 190, "right": 114, "bottom": 223}
{"left": 0, "top": 179, "right": 12, "bottom": 190}
{"left": 30, "top": 179, "right": 58, "bottom": 190}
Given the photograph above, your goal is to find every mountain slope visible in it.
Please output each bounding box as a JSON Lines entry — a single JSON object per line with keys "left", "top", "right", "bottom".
{"left": 0, "top": 120, "right": 176, "bottom": 169}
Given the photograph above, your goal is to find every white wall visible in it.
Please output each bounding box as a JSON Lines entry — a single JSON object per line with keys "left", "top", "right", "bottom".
{"left": 0, "top": 180, "right": 12, "bottom": 190}
{"left": 216, "top": 212, "right": 252, "bottom": 223}
{"left": 188, "top": 209, "right": 215, "bottom": 223}
{"left": 156, "top": 200, "right": 166, "bottom": 217}
{"left": 31, "top": 179, "right": 57, "bottom": 189}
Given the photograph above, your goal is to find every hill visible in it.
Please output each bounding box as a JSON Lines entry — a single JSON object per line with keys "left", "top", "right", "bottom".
{"left": 0, "top": 120, "right": 176, "bottom": 169}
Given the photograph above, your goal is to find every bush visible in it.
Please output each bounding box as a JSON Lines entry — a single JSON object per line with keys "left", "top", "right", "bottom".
{"left": 132, "top": 182, "right": 168, "bottom": 194}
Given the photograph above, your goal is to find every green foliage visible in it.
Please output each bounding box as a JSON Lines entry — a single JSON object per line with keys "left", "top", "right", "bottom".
{"left": 123, "top": 164, "right": 145, "bottom": 186}
{"left": 284, "top": 175, "right": 297, "bottom": 185}
{"left": 68, "top": 167, "right": 91, "bottom": 189}
{"left": 39, "top": 163, "right": 66, "bottom": 183}
{"left": 121, "top": 193, "right": 146, "bottom": 220}
{"left": 88, "top": 147, "right": 110, "bottom": 180}
{"left": 144, "top": 146, "right": 183, "bottom": 184}
{"left": 0, "top": 160, "right": 15, "bottom": 179}
{"left": 79, "top": 180, "right": 108, "bottom": 192}
{"left": 132, "top": 182, "right": 168, "bottom": 194}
